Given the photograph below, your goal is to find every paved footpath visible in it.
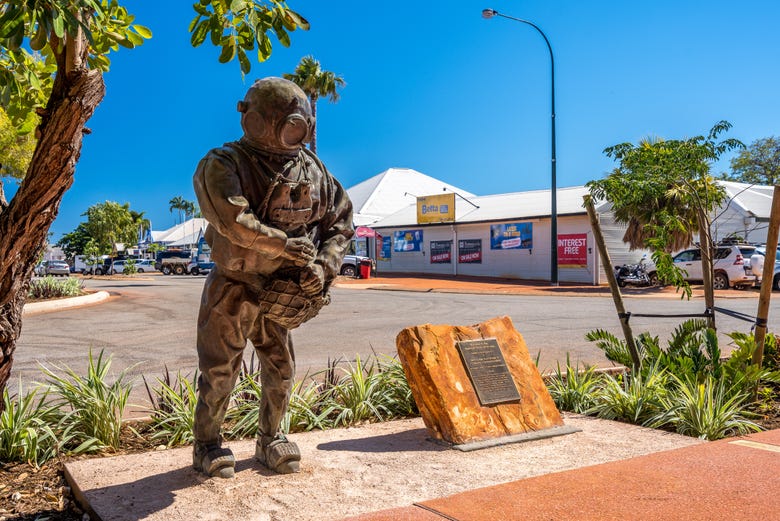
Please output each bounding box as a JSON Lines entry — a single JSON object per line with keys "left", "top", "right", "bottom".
{"left": 347, "top": 429, "right": 780, "bottom": 521}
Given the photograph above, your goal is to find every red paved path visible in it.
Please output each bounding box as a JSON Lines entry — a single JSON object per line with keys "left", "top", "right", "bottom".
{"left": 346, "top": 429, "right": 780, "bottom": 521}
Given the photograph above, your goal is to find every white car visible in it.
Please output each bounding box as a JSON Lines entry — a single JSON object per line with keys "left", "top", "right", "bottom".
{"left": 111, "top": 259, "right": 158, "bottom": 274}
{"left": 647, "top": 244, "right": 757, "bottom": 289}
{"left": 749, "top": 248, "right": 780, "bottom": 290}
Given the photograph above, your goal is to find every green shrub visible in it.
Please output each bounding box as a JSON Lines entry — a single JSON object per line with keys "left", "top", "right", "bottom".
{"left": 547, "top": 360, "right": 605, "bottom": 413}
{"left": 143, "top": 369, "right": 198, "bottom": 447}
{"left": 650, "top": 374, "right": 761, "bottom": 440}
{"left": 41, "top": 350, "right": 133, "bottom": 451}
{"left": 590, "top": 364, "right": 669, "bottom": 424}
{"left": 327, "top": 355, "right": 396, "bottom": 426}
{"left": 0, "top": 379, "right": 60, "bottom": 466}
{"left": 27, "top": 276, "right": 84, "bottom": 300}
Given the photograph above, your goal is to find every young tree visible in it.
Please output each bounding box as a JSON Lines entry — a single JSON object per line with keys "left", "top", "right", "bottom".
{"left": 56, "top": 222, "right": 92, "bottom": 259}
{"left": 0, "top": 1, "right": 309, "bottom": 407}
{"left": 82, "top": 201, "right": 137, "bottom": 254}
{"left": 723, "top": 136, "right": 780, "bottom": 186}
{"left": 283, "top": 55, "right": 344, "bottom": 154}
{"left": 588, "top": 121, "right": 743, "bottom": 328}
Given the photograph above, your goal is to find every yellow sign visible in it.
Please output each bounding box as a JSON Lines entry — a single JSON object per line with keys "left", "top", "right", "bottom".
{"left": 416, "top": 193, "right": 456, "bottom": 224}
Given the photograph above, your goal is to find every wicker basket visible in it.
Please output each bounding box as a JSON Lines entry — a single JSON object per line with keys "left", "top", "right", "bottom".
{"left": 258, "top": 278, "right": 330, "bottom": 329}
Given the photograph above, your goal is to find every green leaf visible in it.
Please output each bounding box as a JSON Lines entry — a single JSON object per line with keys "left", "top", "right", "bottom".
{"left": 190, "top": 19, "right": 209, "bottom": 47}
{"left": 274, "top": 26, "right": 290, "bottom": 47}
{"left": 132, "top": 24, "right": 152, "bottom": 39}
{"left": 286, "top": 10, "right": 310, "bottom": 31}
{"left": 258, "top": 33, "right": 271, "bottom": 61}
{"left": 52, "top": 12, "right": 65, "bottom": 39}
{"left": 218, "top": 40, "right": 235, "bottom": 63}
{"left": 237, "top": 46, "right": 250, "bottom": 74}
{"left": 29, "top": 25, "right": 48, "bottom": 51}
{"left": 230, "top": 0, "right": 246, "bottom": 12}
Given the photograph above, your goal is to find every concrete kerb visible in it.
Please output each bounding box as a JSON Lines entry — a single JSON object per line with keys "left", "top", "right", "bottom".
{"left": 22, "top": 290, "right": 111, "bottom": 315}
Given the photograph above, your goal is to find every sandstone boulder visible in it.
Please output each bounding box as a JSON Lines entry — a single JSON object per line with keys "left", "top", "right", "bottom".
{"left": 396, "top": 316, "right": 563, "bottom": 445}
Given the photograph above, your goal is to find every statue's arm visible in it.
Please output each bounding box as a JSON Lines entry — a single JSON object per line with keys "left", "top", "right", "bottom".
{"left": 315, "top": 176, "right": 355, "bottom": 282}
{"left": 193, "top": 153, "right": 287, "bottom": 258}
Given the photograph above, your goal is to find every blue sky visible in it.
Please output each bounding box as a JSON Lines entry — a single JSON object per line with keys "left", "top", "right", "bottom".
{"left": 5, "top": 1, "right": 780, "bottom": 241}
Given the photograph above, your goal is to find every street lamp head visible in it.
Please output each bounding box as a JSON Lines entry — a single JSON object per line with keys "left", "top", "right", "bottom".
{"left": 482, "top": 8, "right": 498, "bottom": 19}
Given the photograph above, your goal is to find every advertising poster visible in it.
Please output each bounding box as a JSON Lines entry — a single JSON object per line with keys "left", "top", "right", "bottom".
{"left": 430, "top": 240, "right": 452, "bottom": 264}
{"left": 557, "top": 233, "right": 588, "bottom": 268}
{"left": 458, "top": 239, "right": 482, "bottom": 264}
{"left": 393, "top": 229, "right": 423, "bottom": 252}
{"left": 416, "top": 193, "right": 456, "bottom": 224}
{"left": 490, "top": 222, "right": 533, "bottom": 250}
{"left": 379, "top": 236, "right": 392, "bottom": 261}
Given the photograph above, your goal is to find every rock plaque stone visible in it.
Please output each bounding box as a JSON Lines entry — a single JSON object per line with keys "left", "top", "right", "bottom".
{"left": 396, "top": 316, "right": 564, "bottom": 446}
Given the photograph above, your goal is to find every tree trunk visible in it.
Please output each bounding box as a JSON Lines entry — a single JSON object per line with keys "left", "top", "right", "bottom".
{"left": 0, "top": 67, "right": 105, "bottom": 406}
{"left": 696, "top": 207, "right": 716, "bottom": 330}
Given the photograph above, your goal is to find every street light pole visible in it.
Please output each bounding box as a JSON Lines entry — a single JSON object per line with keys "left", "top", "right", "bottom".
{"left": 482, "top": 8, "right": 558, "bottom": 285}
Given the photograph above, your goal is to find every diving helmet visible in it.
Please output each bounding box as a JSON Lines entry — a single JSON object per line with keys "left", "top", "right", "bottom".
{"left": 238, "top": 77, "right": 313, "bottom": 155}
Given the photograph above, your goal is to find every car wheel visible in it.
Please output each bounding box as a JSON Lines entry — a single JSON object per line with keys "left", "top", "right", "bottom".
{"left": 773, "top": 275, "right": 780, "bottom": 292}
{"left": 340, "top": 264, "right": 357, "bottom": 277}
{"left": 174, "top": 265, "right": 185, "bottom": 275}
{"left": 162, "top": 266, "right": 172, "bottom": 275}
{"left": 95, "top": 268, "right": 104, "bottom": 276}
{"left": 713, "top": 272, "right": 729, "bottom": 290}
{"left": 190, "top": 267, "right": 200, "bottom": 276}
{"left": 137, "top": 268, "right": 144, "bottom": 273}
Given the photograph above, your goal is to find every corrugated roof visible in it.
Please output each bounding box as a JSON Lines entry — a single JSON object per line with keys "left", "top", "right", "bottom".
{"left": 151, "top": 218, "right": 208, "bottom": 245}
{"left": 719, "top": 180, "right": 774, "bottom": 219}
{"left": 372, "top": 186, "right": 590, "bottom": 228}
{"left": 347, "top": 167, "right": 474, "bottom": 226}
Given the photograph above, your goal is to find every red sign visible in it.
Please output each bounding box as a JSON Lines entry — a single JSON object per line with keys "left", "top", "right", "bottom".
{"left": 557, "top": 234, "right": 588, "bottom": 268}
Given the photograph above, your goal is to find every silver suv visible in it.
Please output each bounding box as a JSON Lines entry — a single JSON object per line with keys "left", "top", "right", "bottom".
{"left": 647, "top": 244, "right": 757, "bottom": 289}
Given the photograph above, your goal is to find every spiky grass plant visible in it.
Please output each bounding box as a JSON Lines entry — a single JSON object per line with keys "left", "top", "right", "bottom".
{"left": 376, "top": 355, "right": 417, "bottom": 417}
{"left": 144, "top": 369, "right": 199, "bottom": 447}
{"left": 225, "top": 365, "right": 263, "bottom": 440}
{"left": 40, "top": 350, "right": 133, "bottom": 451}
{"left": 0, "top": 379, "right": 60, "bottom": 466}
{"left": 546, "top": 359, "right": 605, "bottom": 413}
{"left": 282, "top": 380, "right": 335, "bottom": 434}
{"left": 28, "top": 276, "right": 84, "bottom": 300}
{"left": 651, "top": 374, "right": 762, "bottom": 440}
{"left": 590, "top": 363, "right": 669, "bottom": 424}
{"left": 327, "top": 355, "right": 394, "bottom": 426}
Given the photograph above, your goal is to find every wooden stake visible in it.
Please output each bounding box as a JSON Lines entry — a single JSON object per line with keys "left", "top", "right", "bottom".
{"left": 584, "top": 195, "right": 641, "bottom": 368}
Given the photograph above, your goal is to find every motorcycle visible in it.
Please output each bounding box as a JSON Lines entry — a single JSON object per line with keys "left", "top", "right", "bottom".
{"left": 614, "top": 256, "right": 653, "bottom": 287}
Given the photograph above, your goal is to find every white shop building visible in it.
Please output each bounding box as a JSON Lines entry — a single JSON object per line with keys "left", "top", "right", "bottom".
{"left": 347, "top": 169, "right": 774, "bottom": 285}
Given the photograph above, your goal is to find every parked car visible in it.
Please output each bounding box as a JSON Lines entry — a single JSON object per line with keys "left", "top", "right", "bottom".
{"left": 647, "top": 244, "right": 757, "bottom": 290}
{"left": 135, "top": 259, "right": 158, "bottom": 273}
{"left": 84, "top": 258, "right": 113, "bottom": 275}
{"left": 37, "top": 259, "right": 70, "bottom": 277}
{"left": 749, "top": 247, "right": 780, "bottom": 290}
{"left": 340, "top": 255, "right": 374, "bottom": 277}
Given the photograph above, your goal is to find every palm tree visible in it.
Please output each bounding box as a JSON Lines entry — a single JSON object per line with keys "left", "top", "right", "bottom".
{"left": 283, "top": 55, "right": 345, "bottom": 154}
{"left": 129, "top": 210, "right": 151, "bottom": 243}
{"left": 169, "top": 196, "right": 186, "bottom": 224}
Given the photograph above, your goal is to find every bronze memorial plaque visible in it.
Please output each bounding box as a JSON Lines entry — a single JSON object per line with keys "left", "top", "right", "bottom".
{"left": 456, "top": 338, "right": 521, "bottom": 406}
